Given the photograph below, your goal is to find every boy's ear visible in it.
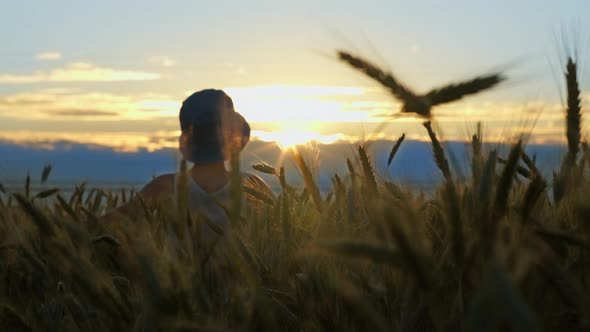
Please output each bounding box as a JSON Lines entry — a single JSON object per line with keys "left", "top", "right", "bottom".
{"left": 179, "top": 131, "right": 191, "bottom": 159}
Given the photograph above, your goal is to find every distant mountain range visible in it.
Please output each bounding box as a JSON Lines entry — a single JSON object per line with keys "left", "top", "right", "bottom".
{"left": 0, "top": 139, "right": 567, "bottom": 193}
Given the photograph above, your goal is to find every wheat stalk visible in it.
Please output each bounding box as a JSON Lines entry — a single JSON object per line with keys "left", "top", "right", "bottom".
{"left": 565, "top": 57, "right": 582, "bottom": 165}
{"left": 41, "top": 163, "right": 52, "bottom": 184}
{"left": 358, "top": 145, "right": 378, "bottom": 195}
{"left": 493, "top": 141, "right": 522, "bottom": 220}
{"left": 293, "top": 148, "right": 322, "bottom": 212}
{"left": 387, "top": 133, "right": 405, "bottom": 167}
{"left": 423, "top": 121, "right": 452, "bottom": 181}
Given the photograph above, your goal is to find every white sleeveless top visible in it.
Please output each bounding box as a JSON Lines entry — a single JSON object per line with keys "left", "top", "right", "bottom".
{"left": 172, "top": 172, "right": 266, "bottom": 244}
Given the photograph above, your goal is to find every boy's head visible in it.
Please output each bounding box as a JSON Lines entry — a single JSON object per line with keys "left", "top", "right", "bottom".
{"left": 179, "top": 89, "right": 250, "bottom": 163}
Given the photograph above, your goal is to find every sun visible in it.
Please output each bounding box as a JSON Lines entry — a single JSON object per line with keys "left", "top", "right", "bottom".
{"left": 252, "top": 130, "right": 343, "bottom": 150}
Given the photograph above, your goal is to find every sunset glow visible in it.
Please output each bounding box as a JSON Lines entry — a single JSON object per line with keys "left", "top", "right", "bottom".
{"left": 0, "top": 1, "right": 589, "bottom": 152}
{"left": 225, "top": 85, "right": 383, "bottom": 123}
{"left": 252, "top": 130, "right": 345, "bottom": 149}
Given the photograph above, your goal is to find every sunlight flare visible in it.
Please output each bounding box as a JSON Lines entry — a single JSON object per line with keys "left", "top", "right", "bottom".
{"left": 252, "top": 130, "right": 344, "bottom": 149}
{"left": 223, "top": 85, "right": 383, "bottom": 123}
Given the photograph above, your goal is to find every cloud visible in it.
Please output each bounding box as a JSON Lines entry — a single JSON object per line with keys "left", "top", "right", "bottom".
{"left": 223, "top": 85, "right": 368, "bottom": 98}
{"left": 148, "top": 56, "right": 176, "bottom": 67}
{"left": 45, "top": 109, "right": 119, "bottom": 117}
{"left": 0, "top": 95, "right": 55, "bottom": 106}
{"left": 0, "top": 63, "right": 161, "bottom": 83}
{"left": 0, "top": 130, "right": 179, "bottom": 152}
{"left": 36, "top": 52, "right": 62, "bottom": 61}
{"left": 0, "top": 90, "right": 177, "bottom": 120}
{"left": 218, "top": 63, "right": 246, "bottom": 75}
{"left": 0, "top": 74, "right": 45, "bottom": 84}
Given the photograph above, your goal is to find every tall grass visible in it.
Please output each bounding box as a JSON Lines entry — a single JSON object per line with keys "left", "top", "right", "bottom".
{"left": 553, "top": 56, "right": 584, "bottom": 204}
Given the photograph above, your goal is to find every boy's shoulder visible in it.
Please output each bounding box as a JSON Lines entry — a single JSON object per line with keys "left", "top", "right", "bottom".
{"left": 140, "top": 173, "right": 175, "bottom": 200}
{"left": 152, "top": 173, "right": 176, "bottom": 188}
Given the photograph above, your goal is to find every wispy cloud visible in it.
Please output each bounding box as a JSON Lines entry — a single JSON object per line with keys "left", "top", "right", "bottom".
{"left": 223, "top": 85, "right": 368, "bottom": 98}
{"left": 0, "top": 89, "right": 176, "bottom": 120}
{"left": 0, "top": 62, "right": 160, "bottom": 83}
{"left": 221, "top": 63, "right": 247, "bottom": 75}
{"left": 148, "top": 56, "right": 176, "bottom": 67}
{"left": 45, "top": 109, "right": 119, "bottom": 117}
{"left": 36, "top": 52, "right": 62, "bottom": 61}
{"left": 0, "top": 130, "right": 179, "bottom": 152}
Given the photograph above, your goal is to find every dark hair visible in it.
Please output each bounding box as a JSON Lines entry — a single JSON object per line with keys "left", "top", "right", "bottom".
{"left": 179, "top": 89, "right": 250, "bottom": 163}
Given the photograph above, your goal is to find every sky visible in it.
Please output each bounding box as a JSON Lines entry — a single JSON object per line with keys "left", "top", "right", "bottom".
{"left": 1, "top": 0, "right": 590, "bottom": 153}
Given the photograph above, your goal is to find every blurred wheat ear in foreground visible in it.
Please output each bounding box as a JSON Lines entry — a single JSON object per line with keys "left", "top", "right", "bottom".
{"left": 337, "top": 50, "right": 505, "bottom": 118}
